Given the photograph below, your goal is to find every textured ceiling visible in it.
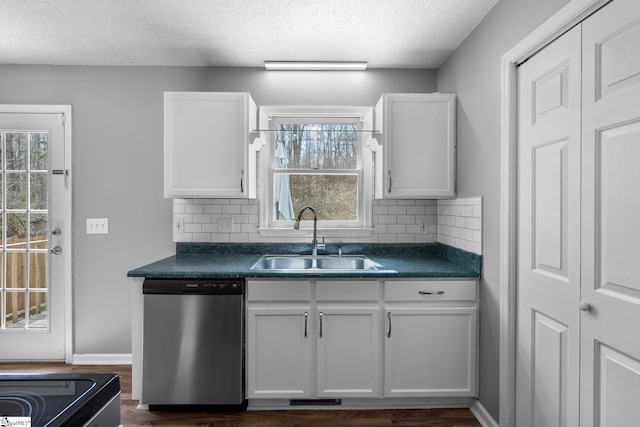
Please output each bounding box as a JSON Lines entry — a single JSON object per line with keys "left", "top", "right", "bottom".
{"left": 0, "top": 0, "right": 499, "bottom": 68}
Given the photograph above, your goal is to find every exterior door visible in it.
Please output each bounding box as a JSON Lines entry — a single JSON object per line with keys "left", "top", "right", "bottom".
{"left": 580, "top": 0, "right": 640, "bottom": 424}
{"left": 516, "top": 24, "right": 582, "bottom": 427}
{"left": 0, "top": 107, "right": 71, "bottom": 361}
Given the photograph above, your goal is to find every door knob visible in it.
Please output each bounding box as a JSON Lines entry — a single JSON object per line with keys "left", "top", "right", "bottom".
{"left": 579, "top": 301, "right": 591, "bottom": 312}
{"left": 49, "top": 246, "right": 63, "bottom": 255}
{"left": 52, "top": 228, "right": 62, "bottom": 236}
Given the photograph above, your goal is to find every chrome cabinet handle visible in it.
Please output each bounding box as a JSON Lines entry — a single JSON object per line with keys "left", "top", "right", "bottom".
{"left": 419, "top": 290, "right": 445, "bottom": 295}
{"left": 319, "top": 312, "right": 323, "bottom": 338}
{"left": 240, "top": 169, "right": 244, "bottom": 193}
{"left": 388, "top": 170, "right": 392, "bottom": 193}
{"left": 304, "top": 312, "right": 308, "bottom": 337}
{"left": 387, "top": 312, "right": 392, "bottom": 338}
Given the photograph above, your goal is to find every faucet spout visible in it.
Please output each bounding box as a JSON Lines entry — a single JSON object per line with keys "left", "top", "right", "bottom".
{"left": 293, "top": 206, "right": 324, "bottom": 256}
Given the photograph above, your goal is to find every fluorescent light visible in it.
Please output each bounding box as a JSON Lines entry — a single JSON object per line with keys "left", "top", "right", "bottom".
{"left": 264, "top": 61, "right": 367, "bottom": 71}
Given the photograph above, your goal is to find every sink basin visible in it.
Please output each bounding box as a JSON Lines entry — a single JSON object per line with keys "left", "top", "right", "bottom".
{"left": 254, "top": 256, "right": 314, "bottom": 270}
{"left": 250, "top": 255, "right": 380, "bottom": 272}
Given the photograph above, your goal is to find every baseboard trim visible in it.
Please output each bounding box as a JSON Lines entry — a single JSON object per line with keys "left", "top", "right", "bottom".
{"left": 72, "top": 353, "right": 132, "bottom": 365}
{"left": 470, "top": 400, "right": 499, "bottom": 427}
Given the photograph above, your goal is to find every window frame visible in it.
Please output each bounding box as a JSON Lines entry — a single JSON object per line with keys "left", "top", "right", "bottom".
{"left": 258, "top": 106, "right": 374, "bottom": 238}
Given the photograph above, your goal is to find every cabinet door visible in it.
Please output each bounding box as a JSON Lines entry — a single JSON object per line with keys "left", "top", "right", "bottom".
{"left": 316, "top": 307, "right": 381, "bottom": 397}
{"left": 164, "top": 92, "right": 256, "bottom": 198}
{"left": 384, "top": 307, "right": 477, "bottom": 397}
{"left": 375, "top": 93, "right": 456, "bottom": 199}
{"left": 246, "top": 307, "right": 312, "bottom": 398}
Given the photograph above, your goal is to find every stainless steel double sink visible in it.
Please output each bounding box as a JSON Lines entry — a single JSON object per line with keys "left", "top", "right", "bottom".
{"left": 250, "top": 254, "right": 381, "bottom": 272}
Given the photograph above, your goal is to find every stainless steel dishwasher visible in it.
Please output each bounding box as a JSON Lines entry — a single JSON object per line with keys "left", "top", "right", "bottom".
{"left": 142, "top": 278, "right": 245, "bottom": 410}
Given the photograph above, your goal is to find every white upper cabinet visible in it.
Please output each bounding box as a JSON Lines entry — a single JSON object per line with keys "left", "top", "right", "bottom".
{"left": 164, "top": 92, "right": 259, "bottom": 198}
{"left": 373, "top": 93, "right": 456, "bottom": 199}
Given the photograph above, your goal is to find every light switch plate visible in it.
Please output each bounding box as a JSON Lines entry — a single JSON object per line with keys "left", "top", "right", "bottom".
{"left": 87, "top": 218, "right": 109, "bottom": 234}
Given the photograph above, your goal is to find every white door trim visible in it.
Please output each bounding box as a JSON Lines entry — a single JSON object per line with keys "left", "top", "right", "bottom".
{"left": 0, "top": 104, "right": 73, "bottom": 363}
{"left": 498, "top": 1, "right": 610, "bottom": 425}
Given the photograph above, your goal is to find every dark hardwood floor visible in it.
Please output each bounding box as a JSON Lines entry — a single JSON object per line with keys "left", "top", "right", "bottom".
{"left": 0, "top": 363, "right": 482, "bottom": 426}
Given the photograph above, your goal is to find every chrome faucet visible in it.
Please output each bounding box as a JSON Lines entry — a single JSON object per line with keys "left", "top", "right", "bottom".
{"left": 293, "top": 206, "right": 325, "bottom": 256}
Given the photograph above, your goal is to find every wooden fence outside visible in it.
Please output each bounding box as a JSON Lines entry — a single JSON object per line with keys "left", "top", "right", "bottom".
{"left": 2, "top": 237, "right": 48, "bottom": 327}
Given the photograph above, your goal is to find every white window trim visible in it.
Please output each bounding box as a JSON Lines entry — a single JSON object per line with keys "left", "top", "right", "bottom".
{"left": 258, "top": 106, "right": 374, "bottom": 238}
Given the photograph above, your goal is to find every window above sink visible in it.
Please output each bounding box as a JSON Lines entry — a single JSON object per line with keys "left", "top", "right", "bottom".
{"left": 257, "top": 106, "right": 375, "bottom": 239}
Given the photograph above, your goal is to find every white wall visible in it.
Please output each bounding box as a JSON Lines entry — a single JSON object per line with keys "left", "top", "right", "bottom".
{"left": 0, "top": 65, "right": 437, "bottom": 355}
{"left": 436, "top": 0, "right": 570, "bottom": 421}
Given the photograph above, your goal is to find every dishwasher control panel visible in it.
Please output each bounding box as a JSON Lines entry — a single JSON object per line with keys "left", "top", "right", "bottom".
{"left": 143, "top": 278, "right": 244, "bottom": 295}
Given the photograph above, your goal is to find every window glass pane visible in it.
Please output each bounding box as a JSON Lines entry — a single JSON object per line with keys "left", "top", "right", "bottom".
{"left": 275, "top": 124, "right": 358, "bottom": 170}
{"left": 6, "top": 133, "right": 27, "bottom": 170}
{"left": 289, "top": 174, "right": 358, "bottom": 221}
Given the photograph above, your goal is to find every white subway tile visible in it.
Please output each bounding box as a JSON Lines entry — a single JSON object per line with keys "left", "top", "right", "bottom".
{"left": 185, "top": 204, "right": 204, "bottom": 214}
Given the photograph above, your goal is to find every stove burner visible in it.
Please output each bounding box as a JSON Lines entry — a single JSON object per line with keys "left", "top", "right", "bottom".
{"left": 0, "top": 391, "right": 46, "bottom": 424}
{"left": 1, "top": 374, "right": 120, "bottom": 426}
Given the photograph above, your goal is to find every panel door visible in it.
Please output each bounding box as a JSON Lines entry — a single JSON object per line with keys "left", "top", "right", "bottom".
{"left": 246, "top": 307, "right": 312, "bottom": 398}
{"left": 580, "top": 0, "right": 640, "bottom": 424}
{"left": 516, "top": 24, "right": 582, "bottom": 427}
{"left": 384, "top": 307, "right": 477, "bottom": 397}
{"left": 316, "top": 307, "right": 380, "bottom": 397}
{"left": 0, "top": 109, "right": 70, "bottom": 361}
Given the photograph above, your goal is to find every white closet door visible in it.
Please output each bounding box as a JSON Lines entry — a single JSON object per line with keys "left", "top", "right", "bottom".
{"left": 580, "top": 0, "right": 640, "bottom": 424}
{"left": 516, "top": 24, "right": 582, "bottom": 427}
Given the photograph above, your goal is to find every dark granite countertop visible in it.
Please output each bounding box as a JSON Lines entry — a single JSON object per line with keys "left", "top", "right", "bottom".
{"left": 127, "top": 243, "right": 481, "bottom": 279}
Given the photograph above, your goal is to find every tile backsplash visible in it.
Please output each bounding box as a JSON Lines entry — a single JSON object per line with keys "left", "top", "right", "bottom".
{"left": 173, "top": 196, "right": 482, "bottom": 255}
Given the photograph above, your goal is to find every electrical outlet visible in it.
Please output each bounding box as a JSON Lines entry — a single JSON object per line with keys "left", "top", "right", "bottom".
{"left": 218, "top": 218, "right": 233, "bottom": 233}
{"left": 174, "top": 218, "right": 184, "bottom": 234}
{"left": 418, "top": 218, "right": 428, "bottom": 234}
{"left": 86, "top": 218, "right": 109, "bottom": 234}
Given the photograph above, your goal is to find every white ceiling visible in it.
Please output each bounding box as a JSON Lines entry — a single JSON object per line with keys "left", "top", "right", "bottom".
{"left": 0, "top": 0, "right": 499, "bottom": 69}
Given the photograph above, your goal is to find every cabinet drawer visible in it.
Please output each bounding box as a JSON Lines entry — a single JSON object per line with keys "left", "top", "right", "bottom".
{"left": 385, "top": 280, "right": 476, "bottom": 302}
{"left": 316, "top": 280, "right": 379, "bottom": 301}
{"left": 247, "top": 280, "right": 311, "bottom": 301}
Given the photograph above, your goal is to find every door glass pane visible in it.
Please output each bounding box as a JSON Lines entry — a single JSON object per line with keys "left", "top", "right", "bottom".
{"left": 30, "top": 213, "right": 48, "bottom": 249}
{"left": 6, "top": 212, "right": 27, "bottom": 240}
{"left": 30, "top": 172, "right": 48, "bottom": 209}
{"left": 1, "top": 131, "right": 50, "bottom": 331}
{"left": 6, "top": 252, "right": 26, "bottom": 288}
{"left": 5, "top": 291, "right": 25, "bottom": 328}
{"left": 6, "top": 173, "right": 27, "bottom": 209}
{"left": 28, "top": 291, "right": 48, "bottom": 329}
{"left": 29, "top": 253, "right": 48, "bottom": 289}
{"left": 6, "top": 133, "right": 27, "bottom": 170}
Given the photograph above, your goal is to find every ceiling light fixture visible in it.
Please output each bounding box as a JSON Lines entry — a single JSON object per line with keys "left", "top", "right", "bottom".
{"left": 264, "top": 61, "right": 368, "bottom": 71}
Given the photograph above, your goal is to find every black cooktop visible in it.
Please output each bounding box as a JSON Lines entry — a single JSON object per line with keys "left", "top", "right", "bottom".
{"left": 0, "top": 373, "right": 120, "bottom": 427}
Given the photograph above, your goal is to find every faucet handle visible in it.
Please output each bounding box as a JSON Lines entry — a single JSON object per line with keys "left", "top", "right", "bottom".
{"left": 316, "top": 236, "right": 326, "bottom": 250}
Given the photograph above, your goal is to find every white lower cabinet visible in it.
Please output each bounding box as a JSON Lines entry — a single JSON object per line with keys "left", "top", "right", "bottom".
{"left": 246, "top": 278, "right": 477, "bottom": 402}
{"left": 384, "top": 280, "right": 478, "bottom": 397}
{"left": 246, "top": 306, "right": 312, "bottom": 398}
